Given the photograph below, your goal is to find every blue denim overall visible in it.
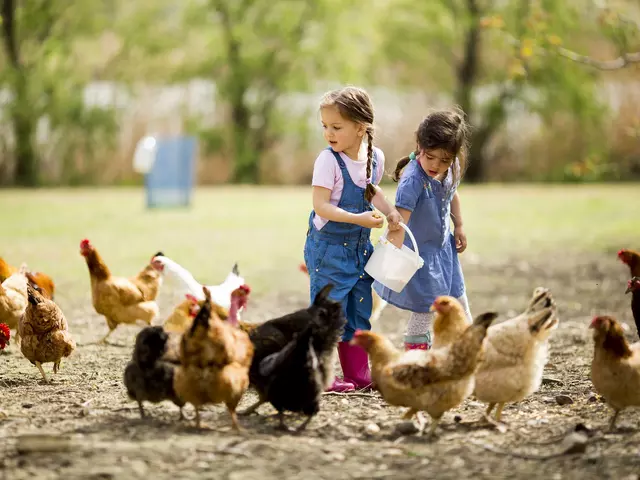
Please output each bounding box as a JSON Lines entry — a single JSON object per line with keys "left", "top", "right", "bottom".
{"left": 304, "top": 148, "right": 377, "bottom": 341}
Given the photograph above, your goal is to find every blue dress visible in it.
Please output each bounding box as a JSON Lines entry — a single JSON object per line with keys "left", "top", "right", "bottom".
{"left": 373, "top": 159, "right": 465, "bottom": 313}
{"left": 304, "top": 148, "right": 378, "bottom": 341}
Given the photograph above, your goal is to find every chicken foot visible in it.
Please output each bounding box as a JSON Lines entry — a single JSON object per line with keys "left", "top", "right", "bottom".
{"left": 482, "top": 403, "right": 508, "bottom": 431}
{"left": 418, "top": 413, "right": 440, "bottom": 439}
{"left": 275, "top": 412, "right": 293, "bottom": 432}
{"left": 227, "top": 406, "right": 242, "bottom": 432}
{"left": 239, "top": 399, "right": 265, "bottom": 416}
{"left": 35, "top": 362, "right": 50, "bottom": 383}
{"left": 402, "top": 408, "right": 417, "bottom": 420}
{"left": 137, "top": 401, "right": 146, "bottom": 418}
{"left": 608, "top": 409, "right": 620, "bottom": 431}
{"left": 53, "top": 361, "right": 61, "bottom": 374}
{"left": 295, "top": 415, "right": 314, "bottom": 433}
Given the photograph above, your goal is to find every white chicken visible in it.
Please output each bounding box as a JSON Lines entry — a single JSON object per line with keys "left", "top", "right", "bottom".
{"left": 152, "top": 256, "right": 247, "bottom": 317}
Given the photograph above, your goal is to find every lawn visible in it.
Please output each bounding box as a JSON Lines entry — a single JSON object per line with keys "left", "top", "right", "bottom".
{"left": 1, "top": 184, "right": 638, "bottom": 299}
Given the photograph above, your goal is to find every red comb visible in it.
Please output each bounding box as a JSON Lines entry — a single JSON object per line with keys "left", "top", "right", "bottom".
{"left": 80, "top": 239, "right": 90, "bottom": 248}
{"left": 240, "top": 284, "right": 251, "bottom": 294}
{"left": 0, "top": 323, "right": 10, "bottom": 340}
{"left": 185, "top": 294, "right": 198, "bottom": 303}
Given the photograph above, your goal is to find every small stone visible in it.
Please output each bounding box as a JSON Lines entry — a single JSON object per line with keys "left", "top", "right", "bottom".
{"left": 542, "top": 377, "right": 563, "bottom": 386}
{"left": 555, "top": 395, "right": 574, "bottom": 406}
{"left": 453, "top": 415, "right": 462, "bottom": 423}
{"left": 395, "top": 421, "right": 419, "bottom": 435}
{"left": 22, "top": 403, "right": 34, "bottom": 409}
{"left": 365, "top": 423, "right": 381, "bottom": 435}
{"left": 542, "top": 396, "right": 555, "bottom": 404}
{"left": 588, "top": 395, "right": 598, "bottom": 403}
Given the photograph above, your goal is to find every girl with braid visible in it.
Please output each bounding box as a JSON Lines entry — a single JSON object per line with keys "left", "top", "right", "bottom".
{"left": 303, "top": 86, "right": 402, "bottom": 392}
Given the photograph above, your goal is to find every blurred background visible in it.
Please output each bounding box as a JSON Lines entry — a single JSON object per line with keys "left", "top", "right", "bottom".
{"left": 0, "top": 0, "right": 638, "bottom": 188}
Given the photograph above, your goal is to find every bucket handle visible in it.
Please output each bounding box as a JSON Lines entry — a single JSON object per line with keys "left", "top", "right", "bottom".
{"left": 381, "top": 223, "right": 421, "bottom": 265}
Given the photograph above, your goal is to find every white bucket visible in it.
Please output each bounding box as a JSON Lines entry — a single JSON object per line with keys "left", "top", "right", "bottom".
{"left": 365, "top": 223, "right": 424, "bottom": 293}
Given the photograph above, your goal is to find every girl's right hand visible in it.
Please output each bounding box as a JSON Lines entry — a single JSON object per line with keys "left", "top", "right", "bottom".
{"left": 357, "top": 211, "right": 384, "bottom": 229}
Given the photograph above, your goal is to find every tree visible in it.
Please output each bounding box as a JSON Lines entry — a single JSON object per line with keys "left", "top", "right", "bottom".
{"left": 178, "top": 0, "right": 370, "bottom": 183}
{"left": 0, "top": 0, "right": 121, "bottom": 186}
{"left": 380, "top": 0, "right": 636, "bottom": 182}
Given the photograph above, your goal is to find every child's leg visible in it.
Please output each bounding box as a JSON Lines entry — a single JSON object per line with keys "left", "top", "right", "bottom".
{"left": 404, "top": 311, "right": 434, "bottom": 350}
{"left": 457, "top": 293, "right": 472, "bottom": 322}
{"left": 339, "top": 274, "right": 373, "bottom": 389}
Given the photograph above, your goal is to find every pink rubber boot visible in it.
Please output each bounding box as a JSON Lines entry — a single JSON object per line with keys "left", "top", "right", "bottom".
{"left": 326, "top": 377, "right": 356, "bottom": 392}
{"left": 339, "top": 342, "right": 372, "bottom": 389}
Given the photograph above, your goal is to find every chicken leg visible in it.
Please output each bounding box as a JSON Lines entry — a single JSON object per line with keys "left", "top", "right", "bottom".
{"left": 402, "top": 408, "right": 418, "bottom": 420}
{"left": 608, "top": 409, "right": 620, "bottom": 431}
{"left": 35, "top": 362, "right": 49, "bottom": 383}
{"left": 137, "top": 401, "right": 145, "bottom": 418}
{"left": 228, "top": 406, "right": 242, "bottom": 431}
{"left": 295, "top": 415, "right": 314, "bottom": 433}
{"left": 239, "top": 399, "right": 265, "bottom": 416}
{"left": 97, "top": 327, "right": 115, "bottom": 345}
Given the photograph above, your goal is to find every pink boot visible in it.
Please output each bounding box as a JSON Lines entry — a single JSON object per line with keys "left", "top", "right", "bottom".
{"left": 339, "top": 342, "right": 372, "bottom": 389}
{"left": 326, "top": 377, "right": 356, "bottom": 392}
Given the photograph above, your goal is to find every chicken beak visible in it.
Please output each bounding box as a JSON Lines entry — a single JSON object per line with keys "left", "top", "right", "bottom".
{"left": 429, "top": 304, "right": 437, "bottom": 312}
{"left": 625, "top": 285, "right": 632, "bottom": 294}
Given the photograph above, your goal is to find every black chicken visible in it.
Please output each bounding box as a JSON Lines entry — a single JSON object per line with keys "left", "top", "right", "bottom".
{"left": 242, "top": 284, "right": 345, "bottom": 431}
{"left": 123, "top": 326, "right": 185, "bottom": 419}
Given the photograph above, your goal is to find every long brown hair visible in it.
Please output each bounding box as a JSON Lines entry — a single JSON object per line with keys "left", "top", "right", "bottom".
{"left": 320, "top": 87, "right": 376, "bottom": 202}
{"left": 393, "top": 107, "right": 470, "bottom": 188}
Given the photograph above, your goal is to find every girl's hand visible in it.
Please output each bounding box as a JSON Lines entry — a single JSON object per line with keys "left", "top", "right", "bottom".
{"left": 454, "top": 226, "right": 467, "bottom": 253}
{"left": 386, "top": 209, "right": 403, "bottom": 231}
{"left": 357, "top": 211, "right": 384, "bottom": 229}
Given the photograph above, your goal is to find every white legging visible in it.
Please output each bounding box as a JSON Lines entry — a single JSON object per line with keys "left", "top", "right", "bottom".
{"left": 405, "top": 293, "right": 472, "bottom": 344}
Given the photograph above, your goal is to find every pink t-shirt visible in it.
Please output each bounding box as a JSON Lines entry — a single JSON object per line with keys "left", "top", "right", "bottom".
{"left": 311, "top": 146, "right": 386, "bottom": 230}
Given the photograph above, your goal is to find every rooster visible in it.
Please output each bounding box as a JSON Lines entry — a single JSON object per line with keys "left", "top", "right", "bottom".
{"left": 152, "top": 255, "right": 247, "bottom": 319}
{"left": 80, "top": 239, "right": 162, "bottom": 344}
{"left": 590, "top": 315, "right": 640, "bottom": 430}
{"left": 0, "top": 323, "right": 10, "bottom": 351}
{"left": 243, "top": 284, "right": 345, "bottom": 431}
{"left": 625, "top": 277, "right": 640, "bottom": 336}
{"left": 351, "top": 312, "right": 498, "bottom": 437}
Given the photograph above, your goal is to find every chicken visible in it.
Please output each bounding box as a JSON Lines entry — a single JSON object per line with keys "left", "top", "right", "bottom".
{"left": 80, "top": 239, "right": 162, "bottom": 344}
{"left": 430, "top": 296, "right": 471, "bottom": 349}
{"left": 163, "top": 294, "right": 201, "bottom": 334}
{"left": 299, "top": 262, "right": 387, "bottom": 326}
{"left": 473, "top": 288, "right": 558, "bottom": 423}
{"left": 590, "top": 314, "right": 640, "bottom": 430}
{"left": 351, "top": 311, "right": 498, "bottom": 437}
{"left": 173, "top": 286, "right": 254, "bottom": 429}
{"left": 123, "top": 326, "right": 186, "bottom": 419}
{"left": 625, "top": 277, "right": 640, "bottom": 336}
{"left": 0, "top": 323, "right": 10, "bottom": 351}
{"left": 0, "top": 267, "right": 29, "bottom": 344}
{"left": 152, "top": 255, "right": 247, "bottom": 320}
{"left": 19, "top": 284, "right": 76, "bottom": 382}
{"left": 1, "top": 256, "right": 56, "bottom": 300}
{"left": 618, "top": 249, "right": 640, "bottom": 277}
{"left": 241, "top": 284, "right": 344, "bottom": 417}
{"left": 243, "top": 284, "right": 345, "bottom": 431}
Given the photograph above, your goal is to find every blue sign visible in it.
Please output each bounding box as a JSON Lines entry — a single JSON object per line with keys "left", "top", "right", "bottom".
{"left": 145, "top": 136, "right": 197, "bottom": 208}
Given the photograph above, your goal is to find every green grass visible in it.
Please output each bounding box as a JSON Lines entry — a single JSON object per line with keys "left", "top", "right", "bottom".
{"left": 1, "top": 184, "right": 638, "bottom": 299}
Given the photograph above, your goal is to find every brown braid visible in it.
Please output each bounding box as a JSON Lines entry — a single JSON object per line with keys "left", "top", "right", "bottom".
{"left": 364, "top": 129, "right": 376, "bottom": 202}
{"left": 392, "top": 150, "right": 417, "bottom": 182}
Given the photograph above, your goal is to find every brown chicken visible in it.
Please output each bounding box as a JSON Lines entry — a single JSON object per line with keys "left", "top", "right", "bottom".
{"left": 430, "top": 296, "right": 471, "bottom": 349}
{"left": 618, "top": 249, "right": 640, "bottom": 277}
{"left": 351, "top": 312, "right": 498, "bottom": 437}
{"left": 1, "top": 257, "right": 55, "bottom": 300}
{"left": 0, "top": 267, "right": 29, "bottom": 344}
{"left": 80, "top": 239, "right": 162, "bottom": 344}
{"left": 590, "top": 315, "right": 640, "bottom": 430}
{"left": 19, "top": 284, "right": 76, "bottom": 382}
{"left": 473, "top": 288, "right": 558, "bottom": 423}
{"left": 173, "top": 286, "right": 254, "bottom": 429}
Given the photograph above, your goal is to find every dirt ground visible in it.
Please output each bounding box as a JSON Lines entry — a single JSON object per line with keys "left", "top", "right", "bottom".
{"left": 1, "top": 252, "right": 639, "bottom": 480}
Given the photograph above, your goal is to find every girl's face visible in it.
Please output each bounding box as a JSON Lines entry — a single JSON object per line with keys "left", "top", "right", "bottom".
{"left": 320, "top": 106, "right": 366, "bottom": 160}
{"left": 419, "top": 148, "right": 454, "bottom": 178}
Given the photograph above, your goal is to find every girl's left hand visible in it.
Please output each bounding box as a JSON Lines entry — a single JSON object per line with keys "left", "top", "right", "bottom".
{"left": 454, "top": 226, "right": 467, "bottom": 253}
{"left": 386, "top": 209, "right": 403, "bottom": 231}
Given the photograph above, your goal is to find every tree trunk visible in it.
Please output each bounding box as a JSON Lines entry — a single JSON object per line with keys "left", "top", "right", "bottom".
{"left": 455, "top": 0, "right": 483, "bottom": 183}
{"left": 1, "top": 0, "right": 38, "bottom": 186}
{"left": 13, "top": 75, "right": 38, "bottom": 186}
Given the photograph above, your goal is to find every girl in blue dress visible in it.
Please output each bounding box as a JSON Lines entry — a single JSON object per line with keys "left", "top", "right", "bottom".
{"left": 374, "top": 108, "right": 472, "bottom": 351}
